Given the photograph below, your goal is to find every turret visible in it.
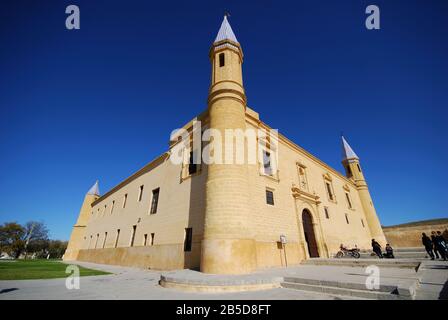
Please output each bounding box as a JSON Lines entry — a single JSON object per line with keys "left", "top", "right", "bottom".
{"left": 341, "top": 136, "right": 387, "bottom": 245}
{"left": 63, "top": 181, "right": 100, "bottom": 260}
{"left": 201, "top": 16, "right": 257, "bottom": 274}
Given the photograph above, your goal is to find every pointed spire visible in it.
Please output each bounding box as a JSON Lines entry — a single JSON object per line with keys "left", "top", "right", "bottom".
{"left": 87, "top": 180, "right": 100, "bottom": 196}
{"left": 341, "top": 136, "right": 359, "bottom": 160}
{"left": 214, "top": 15, "right": 238, "bottom": 44}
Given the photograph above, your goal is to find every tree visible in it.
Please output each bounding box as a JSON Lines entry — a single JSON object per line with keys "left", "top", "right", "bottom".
{"left": 0, "top": 222, "right": 26, "bottom": 258}
{"left": 23, "top": 221, "right": 49, "bottom": 256}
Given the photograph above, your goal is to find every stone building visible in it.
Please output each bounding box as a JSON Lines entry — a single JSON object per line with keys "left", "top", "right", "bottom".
{"left": 64, "top": 16, "right": 386, "bottom": 274}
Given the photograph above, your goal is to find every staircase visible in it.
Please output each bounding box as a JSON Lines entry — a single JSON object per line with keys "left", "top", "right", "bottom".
{"left": 359, "top": 247, "right": 427, "bottom": 259}
{"left": 281, "top": 276, "right": 416, "bottom": 300}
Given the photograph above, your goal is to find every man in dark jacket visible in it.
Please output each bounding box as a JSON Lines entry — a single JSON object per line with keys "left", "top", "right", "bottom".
{"left": 435, "top": 231, "right": 447, "bottom": 261}
{"left": 422, "top": 233, "right": 435, "bottom": 260}
{"left": 371, "top": 239, "right": 383, "bottom": 258}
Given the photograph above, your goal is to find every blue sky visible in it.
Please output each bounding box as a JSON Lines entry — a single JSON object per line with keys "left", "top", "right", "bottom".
{"left": 0, "top": 0, "right": 447, "bottom": 240}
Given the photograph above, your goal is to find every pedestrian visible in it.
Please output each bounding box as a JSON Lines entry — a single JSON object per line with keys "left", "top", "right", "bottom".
{"left": 371, "top": 239, "right": 383, "bottom": 258}
{"left": 422, "top": 233, "right": 435, "bottom": 260}
{"left": 435, "top": 231, "right": 447, "bottom": 261}
{"left": 431, "top": 231, "right": 441, "bottom": 259}
{"left": 385, "top": 243, "right": 394, "bottom": 258}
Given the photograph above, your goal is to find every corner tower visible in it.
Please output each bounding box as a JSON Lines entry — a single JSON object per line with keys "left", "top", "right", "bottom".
{"left": 341, "top": 136, "right": 387, "bottom": 244}
{"left": 201, "top": 16, "right": 257, "bottom": 274}
{"left": 63, "top": 181, "right": 100, "bottom": 260}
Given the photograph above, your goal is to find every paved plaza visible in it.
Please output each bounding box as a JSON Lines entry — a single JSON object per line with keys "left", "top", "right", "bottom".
{"left": 0, "top": 260, "right": 446, "bottom": 300}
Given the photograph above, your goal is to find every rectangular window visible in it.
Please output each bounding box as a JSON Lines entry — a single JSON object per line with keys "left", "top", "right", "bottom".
{"left": 357, "top": 164, "right": 362, "bottom": 172}
{"left": 130, "top": 225, "right": 137, "bottom": 247}
{"left": 345, "top": 213, "right": 350, "bottom": 224}
{"left": 219, "top": 53, "right": 225, "bottom": 67}
{"left": 326, "top": 183, "right": 334, "bottom": 201}
{"left": 150, "top": 188, "right": 160, "bottom": 214}
{"left": 263, "top": 151, "right": 273, "bottom": 176}
{"left": 345, "top": 193, "right": 352, "bottom": 209}
{"left": 95, "top": 234, "right": 99, "bottom": 249}
{"left": 150, "top": 233, "right": 155, "bottom": 246}
{"left": 184, "top": 228, "right": 193, "bottom": 252}
{"left": 123, "top": 194, "right": 128, "bottom": 208}
{"left": 143, "top": 234, "right": 148, "bottom": 246}
{"left": 110, "top": 200, "right": 115, "bottom": 214}
{"left": 188, "top": 151, "right": 197, "bottom": 175}
{"left": 138, "top": 185, "right": 144, "bottom": 202}
{"left": 361, "top": 219, "right": 365, "bottom": 228}
{"left": 266, "top": 189, "right": 274, "bottom": 205}
{"left": 115, "top": 229, "right": 120, "bottom": 248}
{"left": 102, "top": 232, "right": 107, "bottom": 248}
{"left": 324, "top": 207, "right": 330, "bottom": 219}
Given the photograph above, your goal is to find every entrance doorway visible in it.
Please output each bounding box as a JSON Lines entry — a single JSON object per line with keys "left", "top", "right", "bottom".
{"left": 302, "top": 209, "right": 319, "bottom": 258}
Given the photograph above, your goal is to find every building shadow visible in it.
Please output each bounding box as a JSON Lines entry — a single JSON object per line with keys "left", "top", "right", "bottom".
{"left": 184, "top": 162, "right": 208, "bottom": 271}
{"left": 439, "top": 280, "right": 448, "bottom": 300}
{"left": 0, "top": 288, "right": 18, "bottom": 294}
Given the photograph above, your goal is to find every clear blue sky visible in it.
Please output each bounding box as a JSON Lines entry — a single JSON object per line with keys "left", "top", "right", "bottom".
{"left": 0, "top": 0, "right": 447, "bottom": 240}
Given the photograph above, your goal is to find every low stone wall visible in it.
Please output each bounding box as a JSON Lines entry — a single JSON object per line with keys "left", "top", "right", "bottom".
{"left": 384, "top": 223, "right": 448, "bottom": 248}
{"left": 76, "top": 243, "right": 201, "bottom": 270}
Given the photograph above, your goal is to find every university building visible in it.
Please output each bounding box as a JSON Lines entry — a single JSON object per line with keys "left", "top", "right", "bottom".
{"left": 64, "top": 16, "right": 386, "bottom": 274}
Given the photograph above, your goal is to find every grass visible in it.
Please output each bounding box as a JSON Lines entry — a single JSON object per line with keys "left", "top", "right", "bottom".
{"left": 0, "top": 259, "right": 111, "bottom": 280}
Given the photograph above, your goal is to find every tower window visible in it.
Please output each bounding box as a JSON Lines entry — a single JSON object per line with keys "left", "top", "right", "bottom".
{"left": 115, "top": 229, "right": 120, "bottom": 248}
{"left": 324, "top": 207, "right": 330, "bottom": 219}
{"left": 266, "top": 189, "right": 274, "bottom": 205}
{"left": 345, "top": 213, "right": 350, "bottom": 224}
{"left": 326, "top": 183, "right": 334, "bottom": 201}
{"left": 102, "top": 232, "right": 107, "bottom": 248}
{"left": 150, "top": 188, "right": 160, "bottom": 214}
{"left": 123, "top": 194, "right": 128, "bottom": 208}
{"left": 357, "top": 164, "right": 362, "bottom": 172}
{"left": 346, "top": 165, "right": 353, "bottom": 178}
{"left": 130, "top": 225, "right": 137, "bottom": 247}
{"left": 95, "top": 234, "right": 99, "bottom": 249}
{"left": 188, "top": 151, "right": 197, "bottom": 175}
{"left": 219, "top": 53, "right": 225, "bottom": 67}
{"left": 184, "top": 228, "right": 193, "bottom": 252}
{"left": 138, "top": 185, "right": 144, "bottom": 202}
{"left": 345, "top": 193, "right": 353, "bottom": 209}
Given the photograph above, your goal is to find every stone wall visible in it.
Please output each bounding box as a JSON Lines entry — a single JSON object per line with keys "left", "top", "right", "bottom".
{"left": 384, "top": 223, "right": 448, "bottom": 248}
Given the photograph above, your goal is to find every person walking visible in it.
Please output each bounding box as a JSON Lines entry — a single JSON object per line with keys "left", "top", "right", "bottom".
{"left": 372, "top": 239, "right": 383, "bottom": 258}
{"left": 422, "top": 233, "right": 435, "bottom": 260}
{"left": 435, "top": 231, "right": 447, "bottom": 261}
{"left": 431, "top": 231, "right": 441, "bottom": 259}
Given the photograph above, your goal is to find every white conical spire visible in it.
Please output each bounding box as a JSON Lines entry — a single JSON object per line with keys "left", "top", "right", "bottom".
{"left": 87, "top": 180, "right": 100, "bottom": 196}
{"left": 341, "top": 136, "right": 359, "bottom": 160}
{"left": 214, "top": 15, "right": 238, "bottom": 43}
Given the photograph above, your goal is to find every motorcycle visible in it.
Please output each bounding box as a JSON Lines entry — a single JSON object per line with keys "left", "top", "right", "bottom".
{"left": 335, "top": 245, "right": 360, "bottom": 259}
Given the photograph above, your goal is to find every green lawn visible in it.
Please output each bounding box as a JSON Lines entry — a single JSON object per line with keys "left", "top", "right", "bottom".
{"left": 0, "top": 259, "right": 111, "bottom": 280}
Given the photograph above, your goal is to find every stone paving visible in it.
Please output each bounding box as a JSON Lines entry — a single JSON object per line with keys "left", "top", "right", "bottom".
{"left": 0, "top": 259, "right": 446, "bottom": 300}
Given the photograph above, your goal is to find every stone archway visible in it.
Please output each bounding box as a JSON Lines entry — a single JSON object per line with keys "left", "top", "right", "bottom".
{"left": 302, "top": 209, "right": 319, "bottom": 258}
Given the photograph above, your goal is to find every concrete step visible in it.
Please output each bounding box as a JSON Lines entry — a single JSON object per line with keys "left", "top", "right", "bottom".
{"left": 360, "top": 252, "right": 426, "bottom": 259}
{"left": 281, "top": 281, "right": 412, "bottom": 300}
{"left": 360, "top": 247, "right": 426, "bottom": 253}
{"left": 302, "top": 258, "right": 421, "bottom": 270}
